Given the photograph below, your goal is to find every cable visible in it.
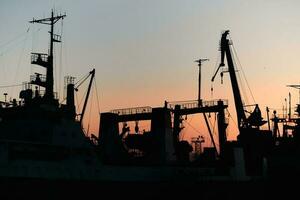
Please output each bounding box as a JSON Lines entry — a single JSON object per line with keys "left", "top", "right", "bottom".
{"left": 184, "top": 120, "right": 202, "bottom": 135}
{"left": 0, "top": 27, "right": 30, "bottom": 49}
{"left": 93, "top": 78, "right": 101, "bottom": 114}
{"left": 77, "top": 88, "right": 87, "bottom": 109}
{"left": 205, "top": 113, "right": 218, "bottom": 146}
{"left": 180, "top": 115, "right": 194, "bottom": 140}
{"left": 10, "top": 36, "right": 29, "bottom": 97}
{"left": 228, "top": 43, "right": 249, "bottom": 106}
{"left": 226, "top": 108, "right": 238, "bottom": 129}
{"left": 230, "top": 37, "right": 256, "bottom": 104}
{"left": 75, "top": 72, "right": 91, "bottom": 88}
{"left": 0, "top": 36, "right": 29, "bottom": 57}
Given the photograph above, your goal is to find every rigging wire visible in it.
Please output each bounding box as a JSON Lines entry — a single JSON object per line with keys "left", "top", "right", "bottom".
{"left": 75, "top": 72, "right": 91, "bottom": 88}
{"left": 93, "top": 78, "right": 101, "bottom": 114}
{"left": 205, "top": 113, "right": 218, "bottom": 146}
{"left": 180, "top": 114, "right": 194, "bottom": 140}
{"left": 59, "top": 96, "right": 67, "bottom": 104}
{"left": 184, "top": 119, "right": 202, "bottom": 135}
{"left": 10, "top": 30, "right": 30, "bottom": 97}
{"left": 226, "top": 108, "right": 238, "bottom": 130}
{"left": 0, "top": 28, "right": 30, "bottom": 49}
{"left": 0, "top": 36, "right": 29, "bottom": 57}
{"left": 30, "top": 26, "right": 44, "bottom": 78}
{"left": 77, "top": 87, "right": 87, "bottom": 109}
{"left": 230, "top": 36, "right": 256, "bottom": 104}
{"left": 232, "top": 49, "right": 249, "bottom": 106}
{"left": 0, "top": 28, "right": 30, "bottom": 98}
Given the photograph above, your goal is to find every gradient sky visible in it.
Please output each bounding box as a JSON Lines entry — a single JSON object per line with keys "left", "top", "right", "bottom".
{"left": 1, "top": 0, "right": 300, "bottom": 144}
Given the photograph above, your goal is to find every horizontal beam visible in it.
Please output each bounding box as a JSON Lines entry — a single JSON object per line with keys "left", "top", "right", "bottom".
{"left": 116, "top": 113, "right": 152, "bottom": 122}
{"left": 175, "top": 105, "right": 228, "bottom": 115}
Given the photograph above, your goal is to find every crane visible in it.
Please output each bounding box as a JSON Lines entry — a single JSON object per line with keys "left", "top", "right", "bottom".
{"left": 211, "top": 30, "right": 266, "bottom": 129}
{"left": 212, "top": 30, "right": 246, "bottom": 128}
{"left": 75, "top": 69, "right": 96, "bottom": 126}
{"left": 211, "top": 30, "right": 271, "bottom": 176}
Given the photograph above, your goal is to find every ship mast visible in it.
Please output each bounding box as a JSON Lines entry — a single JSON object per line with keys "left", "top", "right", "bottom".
{"left": 30, "top": 10, "right": 66, "bottom": 102}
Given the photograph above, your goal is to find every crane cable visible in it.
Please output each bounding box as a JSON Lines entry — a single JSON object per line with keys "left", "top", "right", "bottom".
{"left": 232, "top": 47, "right": 249, "bottom": 106}
{"left": 93, "top": 78, "right": 101, "bottom": 115}
{"left": 184, "top": 118, "right": 201, "bottom": 135}
{"left": 180, "top": 115, "right": 194, "bottom": 140}
{"left": 225, "top": 108, "right": 239, "bottom": 137}
{"left": 229, "top": 35, "right": 256, "bottom": 104}
{"left": 206, "top": 113, "right": 219, "bottom": 147}
{"left": 75, "top": 72, "right": 91, "bottom": 89}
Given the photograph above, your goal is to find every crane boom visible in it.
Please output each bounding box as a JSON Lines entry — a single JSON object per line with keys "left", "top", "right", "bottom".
{"left": 219, "top": 30, "right": 246, "bottom": 128}
{"left": 80, "top": 69, "right": 95, "bottom": 126}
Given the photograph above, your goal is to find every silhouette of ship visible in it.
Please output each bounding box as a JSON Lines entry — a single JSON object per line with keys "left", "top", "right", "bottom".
{"left": 1, "top": 11, "right": 299, "bottom": 199}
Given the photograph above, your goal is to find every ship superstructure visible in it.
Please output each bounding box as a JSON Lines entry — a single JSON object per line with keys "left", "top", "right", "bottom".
{"left": 0, "top": 11, "right": 99, "bottom": 180}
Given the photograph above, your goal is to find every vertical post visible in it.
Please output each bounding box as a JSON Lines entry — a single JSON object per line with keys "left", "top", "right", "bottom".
{"left": 198, "top": 61, "right": 201, "bottom": 105}
{"left": 217, "top": 100, "right": 226, "bottom": 157}
{"left": 173, "top": 105, "right": 181, "bottom": 144}
{"left": 289, "top": 92, "right": 291, "bottom": 121}
{"left": 266, "top": 107, "right": 271, "bottom": 131}
{"left": 285, "top": 98, "right": 287, "bottom": 119}
{"left": 46, "top": 10, "right": 54, "bottom": 100}
{"left": 195, "top": 59, "right": 209, "bottom": 107}
{"left": 203, "top": 112, "right": 218, "bottom": 157}
{"left": 3, "top": 93, "right": 7, "bottom": 105}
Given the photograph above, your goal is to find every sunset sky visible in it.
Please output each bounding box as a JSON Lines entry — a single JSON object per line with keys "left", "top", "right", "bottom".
{"left": 1, "top": 0, "right": 300, "bottom": 144}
